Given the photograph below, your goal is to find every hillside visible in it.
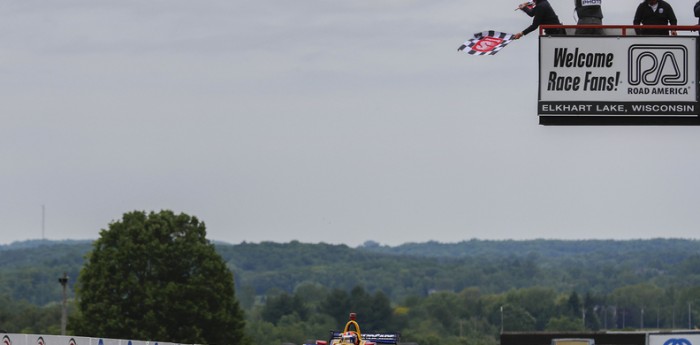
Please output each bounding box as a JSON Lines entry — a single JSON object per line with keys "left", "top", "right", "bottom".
{"left": 1, "top": 238, "right": 700, "bottom": 305}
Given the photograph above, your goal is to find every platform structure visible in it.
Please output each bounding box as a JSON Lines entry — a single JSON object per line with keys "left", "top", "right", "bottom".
{"left": 536, "top": 25, "right": 700, "bottom": 125}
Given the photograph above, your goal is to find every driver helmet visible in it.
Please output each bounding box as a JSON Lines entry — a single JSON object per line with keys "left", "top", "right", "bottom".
{"left": 341, "top": 332, "right": 358, "bottom": 345}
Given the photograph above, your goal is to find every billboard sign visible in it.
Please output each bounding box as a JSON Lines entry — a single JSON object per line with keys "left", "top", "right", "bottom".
{"left": 649, "top": 334, "right": 700, "bottom": 345}
{"left": 539, "top": 36, "right": 698, "bottom": 119}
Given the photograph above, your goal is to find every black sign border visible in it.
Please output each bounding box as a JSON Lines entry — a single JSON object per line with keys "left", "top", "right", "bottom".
{"left": 538, "top": 36, "right": 700, "bottom": 126}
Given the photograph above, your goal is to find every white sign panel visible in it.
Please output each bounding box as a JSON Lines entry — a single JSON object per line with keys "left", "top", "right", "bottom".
{"left": 649, "top": 334, "right": 700, "bottom": 345}
{"left": 2, "top": 334, "right": 28, "bottom": 345}
{"left": 91, "top": 339, "right": 120, "bottom": 345}
{"left": 539, "top": 36, "right": 698, "bottom": 116}
{"left": 3, "top": 336, "right": 178, "bottom": 345}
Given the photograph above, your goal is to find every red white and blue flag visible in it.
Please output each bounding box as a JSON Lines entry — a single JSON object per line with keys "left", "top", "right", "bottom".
{"left": 458, "top": 31, "right": 515, "bottom": 56}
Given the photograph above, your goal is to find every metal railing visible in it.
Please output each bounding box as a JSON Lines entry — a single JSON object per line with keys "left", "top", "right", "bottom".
{"left": 539, "top": 24, "right": 700, "bottom": 36}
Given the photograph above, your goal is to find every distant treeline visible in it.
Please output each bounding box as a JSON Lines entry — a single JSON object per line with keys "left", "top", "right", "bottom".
{"left": 2, "top": 238, "right": 700, "bottom": 344}
{"left": 2, "top": 238, "right": 700, "bottom": 304}
{"left": 222, "top": 239, "right": 700, "bottom": 301}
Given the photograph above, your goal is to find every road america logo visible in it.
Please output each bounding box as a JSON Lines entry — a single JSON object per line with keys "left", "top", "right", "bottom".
{"left": 3, "top": 336, "right": 11, "bottom": 345}
{"left": 68, "top": 338, "right": 77, "bottom": 345}
{"left": 37, "top": 337, "right": 46, "bottom": 345}
{"left": 628, "top": 44, "right": 688, "bottom": 86}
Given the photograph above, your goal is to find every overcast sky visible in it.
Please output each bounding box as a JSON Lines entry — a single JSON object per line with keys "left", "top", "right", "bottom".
{"left": 2, "top": 0, "right": 700, "bottom": 247}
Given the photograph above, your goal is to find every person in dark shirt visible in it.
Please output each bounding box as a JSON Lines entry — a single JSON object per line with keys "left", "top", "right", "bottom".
{"left": 695, "top": 1, "right": 700, "bottom": 29}
{"left": 575, "top": 0, "right": 604, "bottom": 35}
{"left": 513, "top": 0, "right": 565, "bottom": 39}
{"left": 633, "top": 0, "right": 677, "bottom": 36}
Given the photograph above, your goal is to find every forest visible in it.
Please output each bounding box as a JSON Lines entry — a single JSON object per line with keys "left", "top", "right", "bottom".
{"left": 1, "top": 239, "right": 700, "bottom": 345}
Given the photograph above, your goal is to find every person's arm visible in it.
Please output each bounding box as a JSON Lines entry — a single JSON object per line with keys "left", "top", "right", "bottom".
{"left": 514, "top": 19, "right": 539, "bottom": 39}
{"left": 664, "top": 2, "right": 678, "bottom": 35}
{"left": 633, "top": 4, "right": 644, "bottom": 34}
{"left": 695, "top": 1, "right": 700, "bottom": 17}
{"left": 522, "top": 7, "right": 543, "bottom": 35}
{"left": 666, "top": 3, "right": 677, "bottom": 25}
{"left": 633, "top": 4, "right": 643, "bottom": 25}
{"left": 521, "top": 6, "right": 536, "bottom": 17}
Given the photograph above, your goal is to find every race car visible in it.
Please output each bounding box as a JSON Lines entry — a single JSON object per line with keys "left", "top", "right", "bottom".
{"left": 306, "top": 313, "right": 400, "bottom": 345}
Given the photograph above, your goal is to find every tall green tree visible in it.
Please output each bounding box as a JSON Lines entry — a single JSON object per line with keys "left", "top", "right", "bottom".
{"left": 261, "top": 292, "right": 308, "bottom": 324}
{"left": 321, "top": 288, "right": 351, "bottom": 325}
{"left": 72, "top": 210, "right": 248, "bottom": 345}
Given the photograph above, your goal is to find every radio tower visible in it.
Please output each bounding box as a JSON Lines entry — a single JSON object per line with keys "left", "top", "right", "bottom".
{"left": 42, "top": 205, "right": 45, "bottom": 240}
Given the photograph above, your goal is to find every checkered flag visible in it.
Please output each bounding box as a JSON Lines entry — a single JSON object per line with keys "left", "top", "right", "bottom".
{"left": 458, "top": 31, "right": 515, "bottom": 56}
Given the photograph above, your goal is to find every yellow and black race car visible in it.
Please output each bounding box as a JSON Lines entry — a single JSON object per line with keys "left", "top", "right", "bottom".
{"left": 308, "top": 313, "right": 400, "bottom": 345}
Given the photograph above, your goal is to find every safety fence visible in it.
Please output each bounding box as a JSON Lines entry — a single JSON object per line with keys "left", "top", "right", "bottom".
{"left": 1, "top": 334, "right": 181, "bottom": 345}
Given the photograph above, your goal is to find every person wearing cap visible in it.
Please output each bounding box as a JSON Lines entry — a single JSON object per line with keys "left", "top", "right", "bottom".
{"left": 513, "top": 0, "right": 566, "bottom": 39}
{"left": 575, "top": 0, "right": 604, "bottom": 35}
{"left": 633, "top": 0, "right": 677, "bottom": 36}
